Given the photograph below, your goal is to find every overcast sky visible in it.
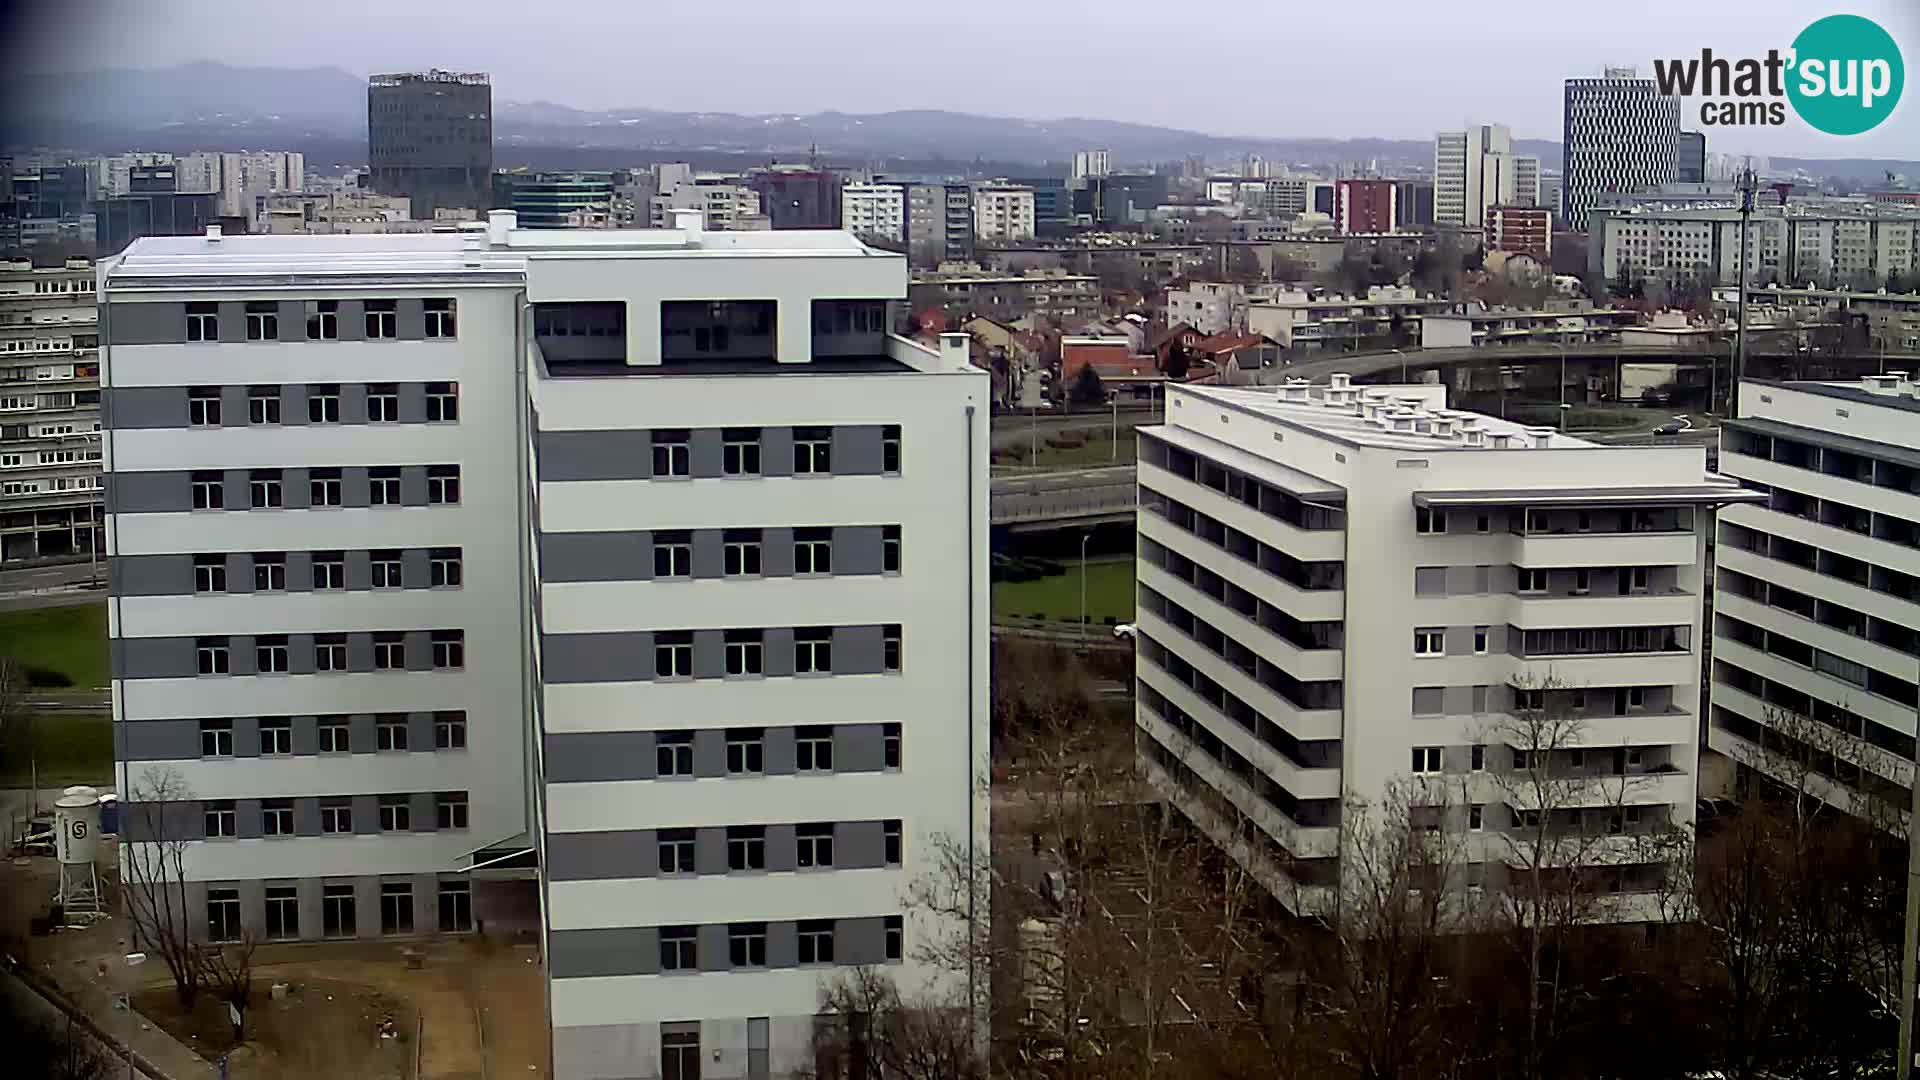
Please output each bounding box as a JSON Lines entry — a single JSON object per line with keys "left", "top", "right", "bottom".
{"left": 10, "top": 0, "right": 1918, "bottom": 159}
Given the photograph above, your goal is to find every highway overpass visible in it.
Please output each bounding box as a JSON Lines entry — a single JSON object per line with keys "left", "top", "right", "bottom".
{"left": 991, "top": 466, "right": 1136, "bottom": 529}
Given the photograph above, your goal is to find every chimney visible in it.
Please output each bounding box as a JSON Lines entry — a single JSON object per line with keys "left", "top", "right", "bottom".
{"left": 1431, "top": 416, "right": 1456, "bottom": 439}
{"left": 1524, "top": 426, "right": 1554, "bottom": 449}
{"left": 1490, "top": 432, "right": 1513, "bottom": 449}
{"left": 461, "top": 234, "right": 483, "bottom": 268}
{"left": 1463, "top": 428, "right": 1486, "bottom": 447}
{"left": 486, "top": 209, "right": 516, "bottom": 247}
{"left": 1283, "top": 378, "right": 1310, "bottom": 402}
{"left": 672, "top": 208, "right": 705, "bottom": 239}
{"left": 1329, "top": 372, "right": 1352, "bottom": 391}
{"left": 205, "top": 224, "right": 222, "bottom": 243}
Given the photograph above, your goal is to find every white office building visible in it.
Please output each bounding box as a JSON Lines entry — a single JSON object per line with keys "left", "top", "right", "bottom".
{"left": 1592, "top": 204, "right": 1920, "bottom": 288}
{"left": 1710, "top": 377, "right": 1920, "bottom": 819}
{"left": 1, "top": 257, "right": 103, "bottom": 564}
{"left": 971, "top": 184, "right": 1037, "bottom": 244}
{"left": 1135, "top": 378, "right": 1755, "bottom": 916}
{"left": 1073, "top": 149, "right": 1112, "bottom": 181}
{"left": 1435, "top": 124, "right": 1537, "bottom": 228}
{"left": 103, "top": 213, "right": 990, "bottom": 1079}
{"left": 1562, "top": 69, "right": 1680, "bottom": 231}
{"left": 840, "top": 183, "right": 907, "bottom": 245}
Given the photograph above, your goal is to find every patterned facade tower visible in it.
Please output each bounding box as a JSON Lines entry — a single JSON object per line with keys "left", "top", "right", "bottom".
{"left": 1562, "top": 72, "right": 1680, "bottom": 231}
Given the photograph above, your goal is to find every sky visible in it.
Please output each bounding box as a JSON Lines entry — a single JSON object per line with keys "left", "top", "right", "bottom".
{"left": 8, "top": 0, "right": 1919, "bottom": 160}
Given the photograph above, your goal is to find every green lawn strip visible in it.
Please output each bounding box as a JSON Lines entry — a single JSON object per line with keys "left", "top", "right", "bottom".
{"left": 0, "top": 601, "right": 109, "bottom": 689}
{"left": 0, "top": 711, "right": 113, "bottom": 787}
{"left": 992, "top": 558, "right": 1136, "bottom": 625}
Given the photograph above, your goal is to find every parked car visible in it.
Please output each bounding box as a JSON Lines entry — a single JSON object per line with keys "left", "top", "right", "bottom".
{"left": 1653, "top": 421, "right": 1685, "bottom": 436}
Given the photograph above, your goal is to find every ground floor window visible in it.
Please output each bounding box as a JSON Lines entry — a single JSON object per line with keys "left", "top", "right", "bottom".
{"left": 322, "top": 883, "right": 355, "bottom": 938}
{"left": 438, "top": 880, "right": 472, "bottom": 933}
{"left": 380, "top": 881, "right": 413, "bottom": 935}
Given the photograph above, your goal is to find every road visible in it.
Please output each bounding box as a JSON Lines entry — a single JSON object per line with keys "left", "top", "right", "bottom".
{"left": 0, "top": 561, "right": 106, "bottom": 611}
{"left": 990, "top": 407, "right": 1160, "bottom": 451}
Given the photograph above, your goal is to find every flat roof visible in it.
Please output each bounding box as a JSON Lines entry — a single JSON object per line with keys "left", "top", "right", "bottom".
{"left": 1140, "top": 424, "right": 1344, "bottom": 503}
{"left": 541, "top": 355, "right": 913, "bottom": 378}
{"left": 1414, "top": 484, "right": 1765, "bottom": 508}
{"left": 1746, "top": 378, "right": 1920, "bottom": 416}
{"left": 1178, "top": 384, "right": 1599, "bottom": 453}
{"left": 1725, "top": 415, "right": 1920, "bottom": 467}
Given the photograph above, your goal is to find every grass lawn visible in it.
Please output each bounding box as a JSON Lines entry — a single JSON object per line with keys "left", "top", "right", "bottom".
{"left": 992, "top": 558, "right": 1136, "bottom": 625}
{"left": 0, "top": 601, "right": 108, "bottom": 689}
{"left": 993, "top": 429, "right": 1140, "bottom": 470}
{"left": 0, "top": 711, "right": 112, "bottom": 786}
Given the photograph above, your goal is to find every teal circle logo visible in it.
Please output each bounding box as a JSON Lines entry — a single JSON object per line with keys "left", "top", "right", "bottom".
{"left": 1787, "top": 14, "right": 1903, "bottom": 135}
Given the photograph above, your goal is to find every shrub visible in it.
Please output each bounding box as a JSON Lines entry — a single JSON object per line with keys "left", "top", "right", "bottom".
{"left": 23, "top": 666, "right": 72, "bottom": 688}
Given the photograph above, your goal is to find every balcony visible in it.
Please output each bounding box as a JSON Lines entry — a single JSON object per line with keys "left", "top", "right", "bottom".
{"left": 1511, "top": 529, "right": 1698, "bottom": 569}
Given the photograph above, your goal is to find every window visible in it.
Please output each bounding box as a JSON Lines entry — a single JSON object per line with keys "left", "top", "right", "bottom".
{"left": 883, "top": 625, "right": 902, "bottom": 674}
{"left": 245, "top": 301, "right": 278, "bottom": 341}
{"left": 367, "top": 383, "right": 399, "bottom": 422}
{"left": 246, "top": 386, "right": 280, "bottom": 424}
{"left": 259, "top": 715, "right": 292, "bottom": 754}
{"left": 1519, "top": 568, "right": 1548, "bottom": 594}
{"left": 653, "top": 531, "right": 692, "bottom": 578}
{"left": 318, "top": 716, "right": 349, "bottom": 753}
{"left": 253, "top": 552, "right": 286, "bottom": 591}
{"left": 1626, "top": 566, "right": 1649, "bottom": 593}
{"left": 1622, "top": 686, "right": 1647, "bottom": 712}
{"left": 306, "top": 300, "right": 339, "bottom": 340}
{"left": 380, "top": 881, "right": 413, "bottom": 934}
{"left": 794, "top": 426, "right": 832, "bottom": 473}
{"left": 1526, "top": 510, "right": 1549, "bottom": 532}
{"left": 426, "top": 382, "right": 458, "bottom": 422}
{"left": 376, "top": 714, "right": 409, "bottom": 751}
{"left": 1474, "top": 513, "right": 1491, "bottom": 533}
{"left": 432, "top": 630, "right": 464, "bottom": 670}
{"left": 207, "top": 888, "right": 242, "bottom": 943}
{"left": 191, "top": 471, "right": 224, "bottom": 510}
{"left": 1471, "top": 744, "right": 1486, "bottom": 772}
{"left": 656, "top": 731, "right": 694, "bottom": 776}
{"left": 204, "top": 800, "right": 237, "bottom": 838}
{"left": 658, "top": 830, "right": 696, "bottom": 874}
{"left": 1415, "top": 506, "right": 1446, "bottom": 534}
{"left": 661, "top": 926, "right": 698, "bottom": 971}
{"left": 796, "top": 726, "right": 834, "bottom": 772}
{"left": 186, "top": 303, "right": 218, "bottom": 343}
{"left": 729, "top": 923, "right": 768, "bottom": 967}
{"left": 365, "top": 299, "right": 398, "bottom": 339}
{"left": 662, "top": 1028, "right": 701, "bottom": 1080}
{"left": 430, "top": 548, "right": 462, "bottom": 588}
{"left": 262, "top": 798, "right": 294, "bottom": 835}
{"left": 1573, "top": 569, "right": 1591, "bottom": 596}
{"left": 882, "top": 526, "right": 901, "bottom": 573}
{"left": 1411, "top": 746, "right": 1443, "bottom": 774}
{"left": 1512, "top": 749, "right": 1534, "bottom": 771}
{"left": 882, "top": 425, "right": 901, "bottom": 474}
{"left": 1576, "top": 511, "right": 1592, "bottom": 533}
{"left": 438, "top": 880, "right": 472, "bottom": 932}
{"left": 655, "top": 632, "right": 693, "bottom": 679}
{"left": 378, "top": 796, "right": 411, "bottom": 832}
{"left": 249, "top": 469, "right": 283, "bottom": 509}
{"left": 1469, "top": 805, "right": 1484, "bottom": 832}
{"left": 727, "top": 729, "right": 764, "bottom": 775}
{"left": 370, "top": 549, "right": 403, "bottom": 589}
{"left": 424, "top": 298, "right": 456, "bottom": 338}
{"left": 373, "top": 633, "right": 405, "bottom": 670}
{"left": 308, "top": 384, "right": 340, "bottom": 423}
{"left": 312, "top": 551, "right": 345, "bottom": 590}
{"left": 188, "top": 386, "right": 221, "bottom": 426}
{"left": 265, "top": 886, "right": 299, "bottom": 940}
{"left": 798, "top": 920, "right": 835, "bottom": 965}
{"left": 194, "top": 554, "right": 227, "bottom": 593}
{"left": 435, "top": 792, "right": 469, "bottom": 830}
{"left": 724, "top": 530, "right": 762, "bottom": 576}
{"left": 1413, "top": 628, "right": 1444, "bottom": 656}
{"left": 309, "top": 467, "right": 342, "bottom": 507}
{"left": 723, "top": 428, "right": 761, "bottom": 476}
{"left": 884, "top": 915, "right": 904, "bottom": 961}
{"left": 713, "top": 629, "right": 762, "bottom": 677}
{"left": 196, "top": 636, "right": 230, "bottom": 675}
{"left": 884, "top": 819, "right": 903, "bottom": 865}
{"left": 652, "top": 430, "right": 690, "bottom": 477}
{"left": 435, "top": 712, "right": 467, "bottom": 750}
{"left": 1515, "top": 688, "right": 1545, "bottom": 713}
{"left": 797, "top": 823, "right": 835, "bottom": 868}
{"left": 1473, "top": 626, "right": 1489, "bottom": 655}
{"left": 727, "top": 826, "right": 766, "bottom": 871}
{"left": 427, "top": 465, "right": 460, "bottom": 504}
{"left": 795, "top": 628, "right": 832, "bottom": 674}
{"left": 883, "top": 722, "right": 902, "bottom": 769}
{"left": 322, "top": 883, "right": 356, "bottom": 937}
{"left": 200, "top": 718, "right": 233, "bottom": 757}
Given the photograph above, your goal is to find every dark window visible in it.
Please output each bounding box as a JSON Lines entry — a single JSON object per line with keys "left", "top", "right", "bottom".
{"left": 318, "top": 717, "right": 350, "bottom": 752}
{"left": 657, "top": 829, "right": 696, "bottom": 874}
{"left": 883, "top": 722, "right": 902, "bottom": 768}
{"left": 207, "top": 888, "right": 241, "bottom": 942}
{"left": 797, "top": 920, "right": 835, "bottom": 965}
{"left": 438, "top": 880, "right": 472, "bottom": 932}
{"left": 884, "top": 819, "right": 902, "bottom": 865}
{"left": 378, "top": 796, "right": 411, "bottom": 831}
{"left": 370, "top": 549, "right": 403, "bottom": 589}
{"left": 312, "top": 551, "right": 345, "bottom": 590}
{"left": 373, "top": 633, "right": 406, "bottom": 671}
{"left": 185, "top": 303, "right": 218, "bottom": 342}
{"left": 882, "top": 425, "right": 901, "bottom": 473}
{"left": 379, "top": 881, "right": 413, "bottom": 933}
{"left": 253, "top": 552, "right": 286, "bottom": 591}
{"left": 199, "top": 718, "right": 233, "bottom": 757}
{"left": 662, "top": 1028, "right": 701, "bottom": 1080}
{"left": 432, "top": 630, "right": 464, "bottom": 670}
{"left": 265, "top": 886, "right": 299, "bottom": 939}
{"left": 427, "top": 465, "right": 460, "bottom": 504}
{"left": 193, "top": 554, "right": 226, "bottom": 593}
{"left": 656, "top": 731, "right": 694, "bottom": 776}
{"left": 365, "top": 299, "right": 398, "bottom": 339}
{"left": 727, "top": 728, "right": 764, "bottom": 774}
{"left": 729, "top": 923, "right": 768, "bottom": 967}
{"left": 248, "top": 469, "right": 283, "bottom": 509}
{"left": 795, "top": 628, "right": 832, "bottom": 674}
{"left": 424, "top": 299, "right": 457, "bottom": 339}
{"left": 367, "top": 383, "right": 399, "bottom": 422}
{"left": 794, "top": 528, "right": 832, "bottom": 575}
{"left": 884, "top": 625, "right": 902, "bottom": 673}
{"left": 723, "top": 428, "right": 761, "bottom": 476}
{"left": 884, "top": 915, "right": 903, "bottom": 961}
{"left": 322, "top": 883, "right": 355, "bottom": 937}
{"left": 653, "top": 530, "right": 692, "bottom": 578}
{"left": 435, "top": 792, "right": 468, "bottom": 829}
{"left": 434, "top": 711, "right": 467, "bottom": 750}
{"left": 196, "top": 636, "right": 230, "bottom": 675}
{"left": 307, "top": 383, "right": 340, "bottom": 423}
{"left": 191, "top": 471, "right": 223, "bottom": 509}
{"left": 660, "top": 926, "right": 697, "bottom": 971}
{"left": 247, "top": 386, "right": 281, "bottom": 424}
{"left": 655, "top": 631, "right": 693, "bottom": 678}
{"left": 652, "top": 430, "right": 690, "bottom": 477}
{"left": 430, "top": 548, "right": 463, "bottom": 587}
{"left": 261, "top": 798, "right": 294, "bottom": 835}
{"left": 794, "top": 426, "right": 832, "bottom": 473}
{"left": 724, "top": 529, "right": 762, "bottom": 576}
{"left": 725, "top": 629, "right": 763, "bottom": 676}
{"left": 882, "top": 526, "right": 901, "bottom": 573}
{"left": 245, "top": 301, "right": 278, "bottom": 341}
{"left": 309, "top": 467, "right": 342, "bottom": 507}
{"left": 306, "top": 300, "right": 338, "bottom": 340}
{"left": 796, "top": 725, "right": 834, "bottom": 772}
{"left": 258, "top": 715, "right": 292, "bottom": 753}
{"left": 727, "top": 826, "right": 766, "bottom": 871}
{"left": 426, "top": 382, "right": 459, "bottom": 422}
{"left": 796, "top": 823, "right": 834, "bottom": 868}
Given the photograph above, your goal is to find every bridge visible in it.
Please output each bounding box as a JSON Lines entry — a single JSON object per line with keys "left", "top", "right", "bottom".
{"left": 990, "top": 466, "right": 1137, "bottom": 529}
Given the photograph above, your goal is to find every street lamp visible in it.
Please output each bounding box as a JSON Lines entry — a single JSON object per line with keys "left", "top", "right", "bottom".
{"left": 121, "top": 951, "right": 147, "bottom": 1080}
{"left": 1079, "top": 532, "right": 1093, "bottom": 643}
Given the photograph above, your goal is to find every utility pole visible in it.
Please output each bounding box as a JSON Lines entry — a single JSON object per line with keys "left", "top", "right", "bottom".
{"left": 1732, "top": 163, "right": 1755, "bottom": 418}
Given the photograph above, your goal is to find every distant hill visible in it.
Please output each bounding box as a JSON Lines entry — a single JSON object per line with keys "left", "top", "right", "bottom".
{"left": 4, "top": 62, "right": 1915, "bottom": 181}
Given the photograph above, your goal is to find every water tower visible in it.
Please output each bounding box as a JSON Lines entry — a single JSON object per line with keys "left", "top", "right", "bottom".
{"left": 54, "top": 787, "right": 103, "bottom": 918}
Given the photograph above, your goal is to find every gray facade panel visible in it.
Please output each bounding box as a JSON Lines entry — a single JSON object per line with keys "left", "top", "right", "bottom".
{"left": 107, "top": 302, "right": 186, "bottom": 345}
{"left": 695, "top": 827, "right": 728, "bottom": 876}
{"left": 403, "top": 631, "right": 433, "bottom": 673}
{"left": 1441, "top": 685, "right": 1475, "bottom": 715}
{"left": 835, "top": 426, "right": 886, "bottom": 475}
{"left": 118, "top": 719, "right": 198, "bottom": 761}
{"left": 837, "top": 724, "right": 887, "bottom": 773}
{"left": 106, "top": 387, "right": 189, "bottom": 429}
{"left": 339, "top": 383, "right": 369, "bottom": 425}
{"left": 838, "top": 821, "right": 886, "bottom": 869}
{"left": 122, "top": 800, "right": 204, "bottom": 843}
{"left": 761, "top": 528, "right": 795, "bottom": 577}
{"left": 838, "top": 916, "right": 888, "bottom": 966}
{"left": 277, "top": 301, "right": 305, "bottom": 337}
{"left": 288, "top": 635, "right": 316, "bottom": 676}
{"left": 410, "top": 792, "right": 437, "bottom": 833}
{"left": 399, "top": 466, "right": 428, "bottom": 507}
{"left": 693, "top": 728, "right": 726, "bottom": 779}
{"left": 346, "top": 634, "right": 375, "bottom": 673}
{"left": 235, "top": 798, "right": 263, "bottom": 839}
{"left": 232, "top": 715, "right": 260, "bottom": 758}
{"left": 549, "top": 928, "right": 657, "bottom": 978}
{"left": 761, "top": 427, "right": 794, "bottom": 477}
{"left": 763, "top": 627, "right": 796, "bottom": 678}
{"left": 117, "top": 636, "right": 196, "bottom": 680}
{"left": 224, "top": 553, "right": 253, "bottom": 594}
{"left": 113, "top": 553, "right": 191, "bottom": 597}
{"left": 691, "top": 529, "right": 724, "bottom": 580}
{"left": 282, "top": 468, "right": 311, "bottom": 510}
{"left": 541, "top": 631, "right": 652, "bottom": 684}
{"left": 547, "top": 830, "right": 653, "bottom": 881}
{"left": 402, "top": 549, "right": 431, "bottom": 589}
{"left": 540, "top": 532, "right": 651, "bottom": 583}
{"left": 545, "top": 731, "right": 656, "bottom": 782}
{"left": 349, "top": 713, "right": 377, "bottom": 752}
{"left": 218, "top": 385, "right": 248, "bottom": 428}
{"left": 281, "top": 382, "right": 307, "bottom": 426}
{"left": 291, "top": 715, "right": 319, "bottom": 755}
{"left": 335, "top": 300, "right": 366, "bottom": 342}
{"left": 537, "top": 430, "right": 653, "bottom": 482}
{"left": 294, "top": 797, "right": 322, "bottom": 837}
{"left": 763, "top": 726, "right": 796, "bottom": 774}
{"left": 343, "top": 467, "right": 370, "bottom": 507}
{"left": 397, "top": 299, "right": 427, "bottom": 340}
{"left": 344, "top": 550, "right": 372, "bottom": 591}
{"left": 221, "top": 470, "right": 249, "bottom": 510}
{"left": 697, "top": 924, "right": 730, "bottom": 973}
{"left": 834, "top": 526, "right": 884, "bottom": 575}
{"left": 1414, "top": 567, "right": 1447, "bottom": 597}
{"left": 407, "top": 713, "right": 435, "bottom": 753}
{"left": 215, "top": 302, "right": 247, "bottom": 344}
{"left": 352, "top": 795, "right": 380, "bottom": 835}
{"left": 109, "top": 471, "right": 191, "bottom": 514}
{"left": 689, "top": 429, "right": 724, "bottom": 479}
{"left": 284, "top": 551, "right": 312, "bottom": 592}
{"left": 766, "top": 921, "right": 798, "bottom": 968}
{"left": 692, "top": 630, "right": 725, "bottom": 681}
{"left": 398, "top": 383, "right": 428, "bottom": 423}
{"left": 764, "top": 823, "right": 797, "bottom": 873}
{"left": 835, "top": 624, "right": 886, "bottom": 675}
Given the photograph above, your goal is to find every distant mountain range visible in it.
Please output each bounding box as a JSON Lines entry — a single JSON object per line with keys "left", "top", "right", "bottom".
{"left": 4, "top": 62, "right": 1915, "bottom": 182}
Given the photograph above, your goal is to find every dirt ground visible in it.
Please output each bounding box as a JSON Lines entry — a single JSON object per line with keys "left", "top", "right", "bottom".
{"left": 137, "top": 977, "right": 415, "bottom": 1080}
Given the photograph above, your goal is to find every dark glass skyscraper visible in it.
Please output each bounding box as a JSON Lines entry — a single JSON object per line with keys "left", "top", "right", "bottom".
{"left": 368, "top": 71, "right": 493, "bottom": 219}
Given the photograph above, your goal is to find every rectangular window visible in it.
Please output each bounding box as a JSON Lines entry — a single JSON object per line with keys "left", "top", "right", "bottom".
{"left": 1411, "top": 746, "right": 1443, "bottom": 774}
{"left": 438, "top": 880, "right": 472, "bottom": 932}
{"left": 307, "top": 384, "right": 340, "bottom": 424}
{"left": 795, "top": 628, "right": 832, "bottom": 674}
{"left": 883, "top": 625, "right": 902, "bottom": 673}
{"left": 884, "top": 819, "right": 903, "bottom": 865}
{"left": 652, "top": 430, "right": 691, "bottom": 477}
{"left": 318, "top": 717, "right": 350, "bottom": 753}
{"left": 1470, "top": 805, "right": 1485, "bottom": 831}
{"left": 796, "top": 725, "right": 834, "bottom": 772}
{"left": 1627, "top": 566, "right": 1649, "bottom": 593}
{"left": 365, "top": 300, "right": 398, "bottom": 339}
{"left": 885, "top": 915, "right": 903, "bottom": 961}
{"left": 259, "top": 715, "right": 292, "bottom": 754}
{"left": 427, "top": 465, "right": 460, "bottom": 504}
{"left": 367, "top": 383, "right": 399, "bottom": 422}
{"left": 796, "top": 823, "right": 834, "bottom": 868}
{"left": 252, "top": 552, "right": 286, "bottom": 592}
{"left": 727, "top": 826, "right": 767, "bottom": 871}
{"left": 188, "top": 386, "right": 222, "bottom": 426}
{"left": 378, "top": 796, "right": 411, "bottom": 832}
{"left": 432, "top": 630, "right": 464, "bottom": 670}
{"left": 662, "top": 1029, "right": 701, "bottom": 1080}
{"left": 265, "top": 886, "right": 299, "bottom": 940}
{"left": 191, "top": 471, "right": 223, "bottom": 510}
{"left": 425, "top": 382, "right": 458, "bottom": 422}
{"left": 883, "top": 722, "right": 902, "bottom": 769}
{"left": 723, "top": 428, "right": 761, "bottom": 476}
{"left": 435, "top": 712, "right": 467, "bottom": 750}
{"left": 797, "top": 920, "right": 835, "bottom": 965}
{"left": 247, "top": 386, "right": 281, "bottom": 424}
{"left": 1415, "top": 506, "right": 1446, "bottom": 534}
{"left": 882, "top": 526, "right": 901, "bottom": 573}
{"left": 207, "top": 888, "right": 242, "bottom": 943}
{"left": 729, "top": 923, "right": 768, "bottom": 968}
{"left": 725, "top": 630, "right": 763, "bottom": 676}
{"left": 370, "top": 549, "right": 403, "bottom": 589}
{"left": 322, "top": 883, "right": 355, "bottom": 937}
{"left": 723, "top": 530, "right": 762, "bottom": 576}
{"left": 376, "top": 714, "right": 409, "bottom": 751}
{"left": 1471, "top": 744, "right": 1486, "bottom": 771}
{"left": 1518, "top": 568, "right": 1548, "bottom": 594}
{"left": 185, "top": 303, "right": 218, "bottom": 343}
{"left": 435, "top": 792, "right": 468, "bottom": 830}
{"left": 660, "top": 927, "right": 697, "bottom": 971}
{"left": 204, "top": 800, "right": 237, "bottom": 838}
{"left": 1413, "top": 628, "right": 1444, "bottom": 656}
{"left": 1515, "top": 688, "right": 1546, "bottom": 713}
{"left": 309, "top": 467, "right": 342, "bottom": 507}
{"left": 196, "top": 636, "right": 230, "bottom": 675}
{"left": 313, "top": 552, "right": 345, "bottom": 590}
{"left": 656, "top": 731, "right": 694, "bottom": 776}
{"left": 794, "top": 426, "right": 832, "bottom": 474}
{"left": 654, "top": 631, "right": 693, "bottom": 679}
{"left": 882, "top": 424, "right": 901, "bottom": 474}
{"left": 262, "top": 798, "right": 294, "bottom": 835}
{"left": 249, "top": 469, "right": 283, "bottom": 509}
{"left": 200, "top": 718, "right": 233, "bottom": 757}
{"left": 1473, "top": 626, "right": 1489, "bottom": 655}
{"left": 194, "top": 554, "right": 227, "bottom": 593}
{"left": 727, "top": 729, "right": 764, "bottom": 775}
{"left": 306, "top": 300, "right": 338, "bottom": 340}
{"left": 653, "top": 531, "right": 692, "bottom": 578}
{"left": 245, "top": 301, "right": 278, "bottom": 341}
{"left": 373, "top": 633, "right": 405, "bottom": 671}
{"left": 424, "top": 299, "right": 456, "bottom": 338}
{"left": 380, "top": 881, "right": 413, "bottom": 934}
{"left": 793, "top": 528, "right": 834, "bottom": 574}
{"left": 1573, "top": 569, "right": 1591, "bottom": 596}
{"left": 430, "top": 548, "right": 462, "bottom": 588}
{"left": 658, "top": 829, "right": 696, "bottom": 875}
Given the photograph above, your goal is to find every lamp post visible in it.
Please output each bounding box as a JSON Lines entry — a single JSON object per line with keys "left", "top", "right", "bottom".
{"left": 1109, "top": 393, "right": 1119, "bottom": 462}
{"left": 121, "top": 951, "right": 147, "bottom": 1080}
{"left": 1079, "top": 532, "right": 1092, "bottom": 643}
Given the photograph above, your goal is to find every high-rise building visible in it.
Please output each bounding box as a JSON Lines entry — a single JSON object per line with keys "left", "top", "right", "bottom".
{"left": 102, "top": 214, "right": 988, "bottom": 1079}
{"left": 1562, "top": 69, "right": 1680, "bottom": 231}
{"left": 505, "top": 172, "right": 616, "bottom": 229}
{"left": 746, "top": 167, "right": 843, "bottom": 230}
{"left": 899, "top": 183, "right": 973, "bottom": 267}
{"left": 1711, "top": 376, "right": 1920, "bottom": 821}
{"left": 1335, "top": 179, "right": 1398, "bottom": 234}
{"left": 1434, "top": 124, "right": 1534, "bottom": 227}
{"left": 95, "top": 191, "right": 221, "bottom": 255}
{"left": 0, "top": 257, "right": 102, "bottom": 564}
{"left": 174, "top": 152, "right": 306, "bottom": 220}
{"left": 1136, "top": 378, "right": 1755, "bottom": 916}
{"left": 1513, "top": 156, "right": 1541, "bottom": 208}
{"left": 972, "top": 184, "right": 1036, "bottom": 243}
{"left": 840, "top": 182, "right": 907, "bottom": 245}
{"left": 649, "top": 175, "right": 766, "bottom": 231}
{"left": 1393, "top": 180, "right": 1437, "bottom": 229}
{"left": 1486, "top": 205, "right": 1553, "bottom": 260}
{"left": 1677, "top": 131, "right": 1707, "bottom": 184}
{"left": 1073, "top": 149, "right": 1112, "bottom": 180}
{"left": 368, "top": 71, "right": 493, "bottom": 219}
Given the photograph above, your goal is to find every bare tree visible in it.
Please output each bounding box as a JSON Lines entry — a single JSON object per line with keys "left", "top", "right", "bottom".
{"left": 808, "top": 967, "right": 981, "bottom": 1080}
{"left": 121, "top": 765, "right": 205, "bottom": 1008}
{"left": 200, "top": 932, "right": 260, "bottom": 1040}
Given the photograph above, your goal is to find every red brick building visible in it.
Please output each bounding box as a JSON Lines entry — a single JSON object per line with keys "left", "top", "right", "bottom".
{"left": 1485, "top": 205, "right": 1552, "bottom": 260}
{"left": 1335, "top": 179, "right": 1398, "bottom": 235}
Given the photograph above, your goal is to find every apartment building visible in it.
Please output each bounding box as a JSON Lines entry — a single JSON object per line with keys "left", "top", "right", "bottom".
{"left": 840, "top": 183, "right": 907, "bottom": 245}
{"left": 1243, "top": 286, "right": 1451, "bottom": 351}
{"left": 972, "top": 184, "right": 1036, "bottom": 244}
{"left": 1592, "top": 204, "right": 1920, "bottom": 288}
{"left": 103, "top": 213, "right": 989, "bottom": 1080}
{"left": 1, "top": 257, "right": 102, "bottom": 564}
{"left": 1435, "top": 124, "right": 1536, "bottom": 228}
{"left": 1710, "top": 377, "right": 1920, "bottom": 818}
{"left": 907, "top": 267, "right": 1100, "bottom": 321}
{"left": 1136, "top": 378, "right": 1756, "bottom": 915}
{"left": 649, "top": 176, "right": 766, "bottom": 231}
